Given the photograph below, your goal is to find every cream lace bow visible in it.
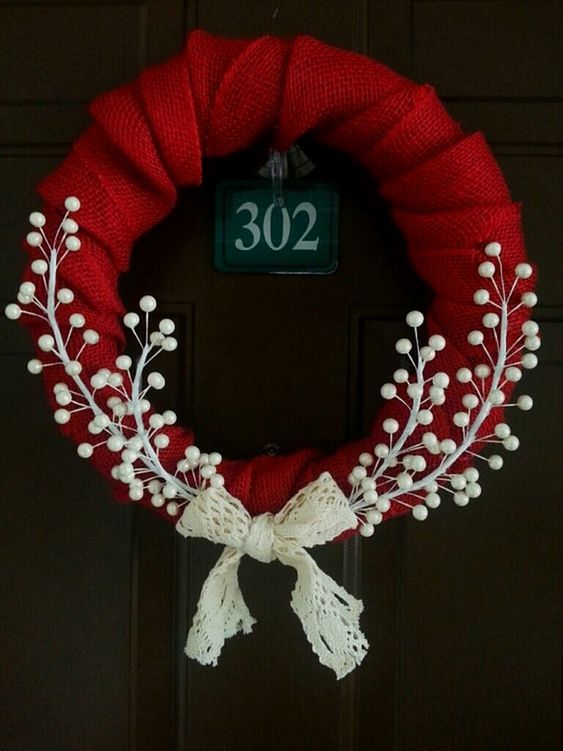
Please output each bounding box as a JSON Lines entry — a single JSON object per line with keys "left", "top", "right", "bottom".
{"left": 176, "top": 472, "right": 369, "bottom": 679}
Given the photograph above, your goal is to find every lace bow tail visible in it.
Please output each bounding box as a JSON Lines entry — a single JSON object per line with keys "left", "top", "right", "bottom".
{"left": 276, "top": 542, "right": 368, "bottom": 679}
{"left": 185, "top": 546, "right": 256, "bottom": 666}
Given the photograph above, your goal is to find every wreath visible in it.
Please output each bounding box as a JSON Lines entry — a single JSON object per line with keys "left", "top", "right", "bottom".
{"left": 5, "top": 31, "right": 539, "bottom": 679}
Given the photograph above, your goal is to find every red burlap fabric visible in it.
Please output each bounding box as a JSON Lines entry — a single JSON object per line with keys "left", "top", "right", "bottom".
{"left": 22, "top": 30, "right": 534, "bottom": 523}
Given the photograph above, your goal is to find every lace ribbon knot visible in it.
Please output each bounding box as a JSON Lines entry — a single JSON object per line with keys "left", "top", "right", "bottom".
{"left": 241, "top": 512, "right": 275, "bottom": 563}
{"left": 176, "top": 472, "right": 369, "bottom": 679}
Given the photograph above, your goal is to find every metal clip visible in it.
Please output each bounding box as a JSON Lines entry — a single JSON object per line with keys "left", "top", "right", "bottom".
{"left": 269, "top": 149, "right": 288, "bottom": 207}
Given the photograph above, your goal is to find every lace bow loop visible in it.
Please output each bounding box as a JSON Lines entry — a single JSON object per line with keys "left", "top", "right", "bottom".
{"left": 274, "top": 471, "right": 358, "bottom": 548}
{"left": 176, "top": 484, "right": 252, "bottom": 548}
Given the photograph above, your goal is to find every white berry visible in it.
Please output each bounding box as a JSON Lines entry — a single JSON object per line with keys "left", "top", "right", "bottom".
{"left": 425, "top": 492, "right": 441, "bottom": 509}
{"left": 412, "top": 504, "right": 428, "bottom": 521}
{"left": 26, "top": 231, "right": 43, "bottom": 247}
{"left": 416, "top": 410, "right": 433, "bottom": 425}
{"left": 428, "top": 334, "right": 446, "bottom": 351}
{"left": 151, "top": 494, "right": 165, "bottom": 508}
{"left": 478, "top": 261, "right": 495, "bottom": 278}
{"left": 77, "top": 443, "right": 93, "bottom": 458}
{"left": 374, "top": 443, "right": 389, "bottom": 458}
{"left": 432, "top": 372, "right": 450, "bottom": 389}
{"left": 162, "top": 410, "right": 177, "bottom": 425}
{"left": 397, "top": 473, "right": 413, "bottom": 490}
{"left": 29, "top": 211, "right": 46, "bottom": 228}
{"left": 474, "top": 364, "right": 491, "bottom": 379}
{"left": 494, "top": 423, "right": 511, "bottom": 439}
{"left": 149, "top": 414, "right": 165, "bottom": 430}
{"left": 393, "top": 369, "right": 409, "bottom": 383}
{"left": 440, "top": 439, "right": 457, "bottom": 455}
{"left": 450, "top": 474, "right": 466, "bottom": 490}
{"left": 453, "top": 492, "right": 469, "bottom": 507}
{"left": 185, "top": 445, "right": 200, "bottom": 462}
{"left": 484, "top": 241, "right": 501, "bottom": 257}
{"left": 139, "top": 295, "right": 157, "bottom": 313}
{"left": 380, "top": 383, "right": 397, "bottom": 400}
{"left": 407, "top": 383, "right": 424, "bottom": 400}
{"left": 159, "top": 318, "right": 175, "bottom": 335}
{"left": 115, "top": 355, "right": 132, "bottom": 370}
{"left": 62, "top": 218, "right": 78, "bottom": 234}
{"left": 473, "top": 289, "right": 490, "bottom": 305}
{"left": 503, "top": 435, "right": 520, "bottom": 451}
{"left": 521, "top": 292, "right": 537, "bottom": 308}
{"left": 31, "top": 259, "right": 48, "bottom": 275}
{"left": 482, "top": 313, "right": 499, "bottom": 329}
{"left": 517, "top": 395, "right": 533, "bottom": 411}
{"left": 525, "top": 335, "right": 541, "bottom": 351}
{"left": 64, "top": 196, "right": 81, "bottom": 212}
{"left": 107, "top": 435, "right": 125, "bottom": 452}
{"left": 456, "top": 368, "right": 472, "bottom": 383}
{"left": 464, "top": 467, "right": 479, "bottom": 483}
{"left": 365, "top": 509, "right": 382, "bottom": 525}
{"left": 462, "top": 394, "right": 479, "bottom": 410}
{"left": 65, "top": 361, "right": 82, "bottom": 376}
{"left": 467, "top": 330, "right": 484, "bottom": 346}
{"left": 420, "top": 346, "right": 435, "bottom": 362}
{"left": 376, "top": 498, "right": 391, "bottom": 513}
{"left": 422, "top": 432, "right": 438, "bottom": 448}
{"left": 453, "top": 411, "right": 469, "bottom": 428}
{"left": 163, "top": 483, "right": 177, "bottom": 499}
{"left": 57, "top": 288, "right": 74, "bottom": 304}
{"left": 5, "top": 304, "right": 21, "bottom": 320}
{"left": 406, "top": 310, "right": 424, "bottom": 328}
{"left": 383, "top": 418, "right": 399, "bottom": 434}
{"left": 83, "top": 329, "right": 99, "bottom": 345}
{"left": 69, "top": 313, "right": 85, "bottom": 328}
{"left": 20, "top": 282, "right": 36, "bottom": 297}
{"left": 488, "top": 454, "right": 503, "bottom": 470}
{"left": 429, "top": 386, "right": 445, "bottom": 405}
{"left": 488, "top": 389, "right": 505, "bottom": 406}
{"left": 90, "top": 373, "right": 107, "bottom": 390}
{"left": 153, "top": 433, "right": 170, "bottom": 449}
{"left": 55, "top": 391, "right": 72, "bottom": 406}
{"left": 515, "top": 263, "right": 532, "bottom": 279}
{"left": 147, "top": 372, "right": 165, "bottom": 390}
{"left": 505, "top": 366, "right": 521, "bottom": 382}
{"left": 521, "top": 321, "right": 538, "bottom": 337}
{"left": 395, "top": 338, "right": 412, "bottom": 354}
{"left": 162, "top": 337, "right": 177, "bottom": 352}
{"left": 38, "top": 334, "right": 55, "bottom": 352}
{"left": 123, "top": 312, "right": 140, "bottom": 329}
{"left": 358, "top": 452, "right": 374, "bottom": 467}
{"left": 466, "top": 483, "right": 481, "bottom": 499}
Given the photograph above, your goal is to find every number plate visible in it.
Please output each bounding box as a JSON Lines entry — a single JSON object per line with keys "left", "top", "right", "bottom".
{"left": 214, "top": 180, "right": 338, "bottom": 274}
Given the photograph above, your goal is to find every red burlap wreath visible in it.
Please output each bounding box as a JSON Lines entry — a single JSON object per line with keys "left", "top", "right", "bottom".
{"left": 22, "top": 30, "right": 533, "bottom": 522}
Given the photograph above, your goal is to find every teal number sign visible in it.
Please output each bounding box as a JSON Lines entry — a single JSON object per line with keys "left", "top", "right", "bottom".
{"left": 214, "top": 180, "right": 338, "bottom": 274}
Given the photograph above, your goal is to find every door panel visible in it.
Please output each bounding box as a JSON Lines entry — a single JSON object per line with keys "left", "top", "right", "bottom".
{"left": 1, "top": 2, "right": 560, "bottom": 750}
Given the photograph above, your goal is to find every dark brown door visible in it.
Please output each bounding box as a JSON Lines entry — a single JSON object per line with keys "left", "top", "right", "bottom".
{"left": 1, "top": 2, "right": 561, "bottom": 750}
